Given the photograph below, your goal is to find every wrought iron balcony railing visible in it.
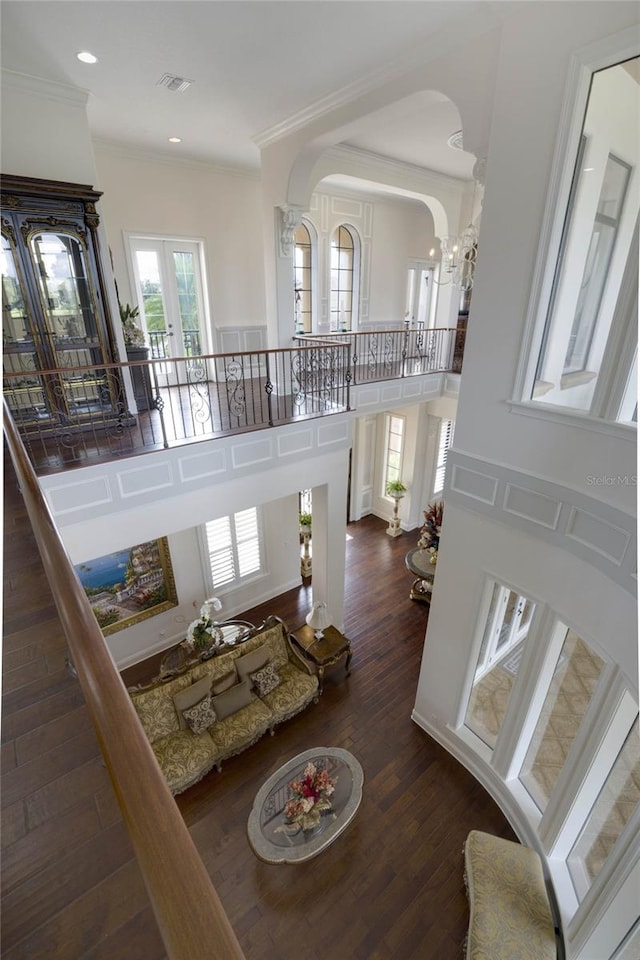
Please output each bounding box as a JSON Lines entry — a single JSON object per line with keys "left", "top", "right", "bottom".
{"left": 3, "top": 327, "right": 463, "bottom": 474}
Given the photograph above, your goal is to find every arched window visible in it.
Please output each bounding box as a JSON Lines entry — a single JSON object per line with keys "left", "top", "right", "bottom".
{"left": 293, "top": 222, "right": 312, "bottom": 334}
{"left": 330, "top": 225, "right": 358, "bottom": 331}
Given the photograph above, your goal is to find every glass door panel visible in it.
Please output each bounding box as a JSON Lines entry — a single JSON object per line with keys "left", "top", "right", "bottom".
{"left": 130, "top": 237, "right": 207, "bottom": 387}
{"left": 2, "top": 232, "right": 52, "bottom": 422}
{"left": 30, "top": 231, "right": 109, "bottom": 417}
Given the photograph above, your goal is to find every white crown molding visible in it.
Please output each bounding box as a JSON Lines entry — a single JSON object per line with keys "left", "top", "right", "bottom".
{"left": 252, "top": 2, "right": 508, "bottom": 150}
{"left": 1, "top": 69, "right": 89, "bottom": 107}
{"left": 91, "top": 138, "right": 260, "bottom": 181}
{"left": 323, "top": 143, "right": 469, "bottom": 190}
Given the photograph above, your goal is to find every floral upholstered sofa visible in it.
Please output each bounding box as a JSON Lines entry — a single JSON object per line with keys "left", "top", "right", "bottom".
{"left": 129, "top": 616, "right": 319, "bottom": 795}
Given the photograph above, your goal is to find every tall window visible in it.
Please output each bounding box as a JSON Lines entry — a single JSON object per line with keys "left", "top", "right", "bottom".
{"left": 528, "top": 57, "right": 639, "bottom": 418}
{"left": 465, "top": 583, "right": 536, "bottom": 749}
{"left": 383, "top": 414, "right": 405, "bottom": 493}
{"left": 568, "top": 719, "right": 640, "bottom": 899}
{"left": 433, "top": 419, "right": 455, "bottom": 497}
{"left": 330, "top": 225, "right": 356, "bottom": 331}
{"left": 564, "top": 153, "right": 630, "bottom": 374}
{"left": 405, "top": 259, "right": 434, "bottom": 328}
{"left": 519, "top": 630, "right": 605, "bottom": 810}
{"left": 294, "top": 223, "right": 312, "bottom": 334}
{"left": 203, "top": 508, "right": 263, "bottom": 590}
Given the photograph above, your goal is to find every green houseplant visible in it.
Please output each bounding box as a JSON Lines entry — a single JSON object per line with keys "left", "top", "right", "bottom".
{"left": 299, "top": 512, "right": 312, "bottom": 528}
{"left": 386, "top": 480, "right": 407, "bottom": 497}
{"left": 119, "top": 302, "right": 146, "bottom": 347}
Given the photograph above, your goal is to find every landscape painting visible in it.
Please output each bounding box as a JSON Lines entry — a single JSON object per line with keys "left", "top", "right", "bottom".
{"left": 74, "top": 537, "right": 178, "bottom": 635}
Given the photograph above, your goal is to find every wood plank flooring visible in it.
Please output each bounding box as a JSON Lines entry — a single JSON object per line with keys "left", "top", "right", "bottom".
{"left": 2, "top": 455, "right": 516, "bottom": 960}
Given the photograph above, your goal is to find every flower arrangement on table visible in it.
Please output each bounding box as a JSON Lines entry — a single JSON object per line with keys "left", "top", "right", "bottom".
{"left": 279, "top": 761, "right": 336, "bottom": 832}
{"left": 418, "top": 500, "right": 443, "bottom": 564}
{"left": 185, "top": 597, "right": 224, "bottom": 651}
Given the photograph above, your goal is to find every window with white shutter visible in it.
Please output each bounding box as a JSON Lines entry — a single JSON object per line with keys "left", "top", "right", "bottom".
{"left": 204, "top": 508, "right": 263, "bottom": 590}
{"left": 433, "top": 418, "right": 455, "bottom": 497}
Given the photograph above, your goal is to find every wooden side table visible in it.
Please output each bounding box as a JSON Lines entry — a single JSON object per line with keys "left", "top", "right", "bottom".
{"left": 292, "top": 623, "right": 352, "bottom": 694}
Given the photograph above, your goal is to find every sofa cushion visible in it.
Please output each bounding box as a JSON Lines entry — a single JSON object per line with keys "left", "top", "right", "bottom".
{"left": 250, "top": 661, "right": 281, "bottom": 697}
{"left": 235, "top": 645, "right": 270, "bottom": 685}
{"left": 255, "top": 624, "right": 290, "bottom": 668}
{"left": 131, "top": 674, "right": 192, "bottom": 742}
{"left": 211, "top": 668, "right": 237, "bottom": 695}
{"left": 208, "top": 697, "right": 272, "bottom": 756}
{"left": 173, "top": 675, "right": 212, "bottom": 730}
{"left": 151, "top": 728, "right": 217, "bottom": 795}
{"left": 211, "top": 679, "right": 253, "bottom": 720}
{"left": 182, "top": 694, "right": 217, "bottom": 735}
{"left": 258, "top": 661, "right": 318, "bottom": 724}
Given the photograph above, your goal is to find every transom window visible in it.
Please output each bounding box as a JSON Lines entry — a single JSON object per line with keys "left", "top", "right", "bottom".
{"left": 203, "top": 508, "right": 264, "bottom": 591}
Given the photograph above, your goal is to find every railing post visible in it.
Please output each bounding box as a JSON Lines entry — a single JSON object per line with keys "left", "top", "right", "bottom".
{"left": 149, "top": 361, "right": 170, "bottom": 449}
{"left": 265, "top": 351, "right": 274, "bottom": 427}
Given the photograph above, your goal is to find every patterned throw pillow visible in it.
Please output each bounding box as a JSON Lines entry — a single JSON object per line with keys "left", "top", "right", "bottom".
{"left": 182, "top": 694, "right": 217, "bottom": 735}
{"left": 250, "top": 661, "right": 281, "bottom": 697}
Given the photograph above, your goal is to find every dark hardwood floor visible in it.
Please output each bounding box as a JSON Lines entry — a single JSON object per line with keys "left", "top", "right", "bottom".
{"left": 2, "top": 455, "right": 516, "bottom": 960}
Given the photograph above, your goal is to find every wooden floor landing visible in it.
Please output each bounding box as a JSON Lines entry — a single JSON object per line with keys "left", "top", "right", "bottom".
{"left": 2, "top": 458, "right": 515, "bottom": 960}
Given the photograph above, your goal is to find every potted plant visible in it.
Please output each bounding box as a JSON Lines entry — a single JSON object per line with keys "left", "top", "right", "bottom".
{"left": 299, "top": 512, "right": 312, "bottom": 529}
{"left": 119, "top": 302, "right": 146, "bottom": 349}
{"left": 385, "top": 479, "right": 407, "bottom": 498}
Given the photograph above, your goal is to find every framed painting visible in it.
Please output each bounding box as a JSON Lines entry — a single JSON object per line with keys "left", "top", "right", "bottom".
{"left": 74, "top": 537, "right": 178, "bottom": 635}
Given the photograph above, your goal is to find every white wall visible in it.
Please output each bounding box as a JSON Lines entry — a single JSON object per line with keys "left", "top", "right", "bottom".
{"left": 92, "top": 143, "right": 266, "bottom": 342}
{"left": 1, "top": 72, "right": 97, "bottom": 183}
{"left": 97, "top": 496, "right": 302, "bottom": 669}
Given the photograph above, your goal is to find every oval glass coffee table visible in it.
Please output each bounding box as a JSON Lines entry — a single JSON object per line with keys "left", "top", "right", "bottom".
{"left": 247, "top": 747, "right": 364, "bottom": 864}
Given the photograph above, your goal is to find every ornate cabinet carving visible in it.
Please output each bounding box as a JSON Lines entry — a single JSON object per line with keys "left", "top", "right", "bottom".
{"left": 1, "top": 175, "right": 120, "bottom": 431}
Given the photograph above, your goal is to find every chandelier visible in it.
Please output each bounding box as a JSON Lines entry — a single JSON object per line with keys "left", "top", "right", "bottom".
{"left": 431, "top": 221, "right": 478, "bottom": 291}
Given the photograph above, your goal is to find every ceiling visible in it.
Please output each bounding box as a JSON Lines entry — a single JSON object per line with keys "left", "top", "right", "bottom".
{"left": 1, "top": 1, "right": 486, "bottom": 181}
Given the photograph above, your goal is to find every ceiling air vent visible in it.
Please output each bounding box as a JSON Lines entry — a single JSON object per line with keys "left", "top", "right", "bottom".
{"left": 157, "top": 73, "right": 193, "bottom": 93}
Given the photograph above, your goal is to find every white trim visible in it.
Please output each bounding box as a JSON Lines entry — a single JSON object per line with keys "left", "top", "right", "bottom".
{"left": 1, "top": 68, "right": 89, "bottom": 106}
{"left": 508, "top": 399, "right": 637, "bottom": 443}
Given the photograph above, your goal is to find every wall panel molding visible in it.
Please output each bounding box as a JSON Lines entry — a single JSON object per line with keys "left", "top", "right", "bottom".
{"left": 446, "top": 450, "right": 636, "bottom": 594}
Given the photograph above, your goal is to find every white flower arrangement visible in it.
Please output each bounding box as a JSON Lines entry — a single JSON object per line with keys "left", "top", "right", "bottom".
{"left": 186, "top": 596, "right": 224, "bottom": 650}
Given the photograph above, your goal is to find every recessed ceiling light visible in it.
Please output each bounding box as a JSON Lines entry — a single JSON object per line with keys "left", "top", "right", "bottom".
{"left": 583, "top": 167, "right": 595, "bottom": 172}
{"left": 168, "top": 137, "right": 182, "bottom": 144}
{"left": 77, "top": 51, "right": 98, "bottom": 64}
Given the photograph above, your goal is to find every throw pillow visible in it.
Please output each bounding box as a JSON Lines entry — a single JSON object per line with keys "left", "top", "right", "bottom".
{"left": 182, "top": 694, "right": 217, "bottom": 735}
{"left": 211, "top": 668, "right": 237, "bottom": 696}
{"left": 235, "top": 644, "right": 270, "bottom": 685}
{"left": 250, "top": 661, "right": 281, "bottom": 697}
{"left": 211, "top": 679, "right": 253, "bottom": 720}
{"left": 173, "top": 675, "right": 212, "bottom": 730}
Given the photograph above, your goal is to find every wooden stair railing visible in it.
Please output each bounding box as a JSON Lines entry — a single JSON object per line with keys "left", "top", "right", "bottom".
{"left": 3, "top": 400, "right": 246, "bottom": 960}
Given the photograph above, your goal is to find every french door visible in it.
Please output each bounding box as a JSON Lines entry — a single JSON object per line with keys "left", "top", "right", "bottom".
{"left": 129, "top": 237, "right": 208, "bottom": 385}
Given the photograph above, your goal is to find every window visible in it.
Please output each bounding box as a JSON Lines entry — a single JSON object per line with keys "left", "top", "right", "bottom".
{"left": 330, "top": 225, "right": 357, "bottom": 331}
{"left": 568, "top": 719, "right": 640, "bottom": 899}
{"left": 405, "top": 259, "right": 434, "bottom": 328}
{"left": 465, "top": 583, "right": 536, "bottom": 749}
{"left": 519, "top": 630, "right": 605, "bottom": 810}
{"left": 527, "top": 57, "right": 639, "bottom": 419}
{"left": 433, "top": 419, "right": 455, "bottom": 497}
{"left": 383, "top": 414, "right": 405, "bottom": 493}
{"left": 204, "top": 508, "right": 263, "bottom": 590}
{"left": 293, "top": 223, "right": 313, "bottom": 334}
